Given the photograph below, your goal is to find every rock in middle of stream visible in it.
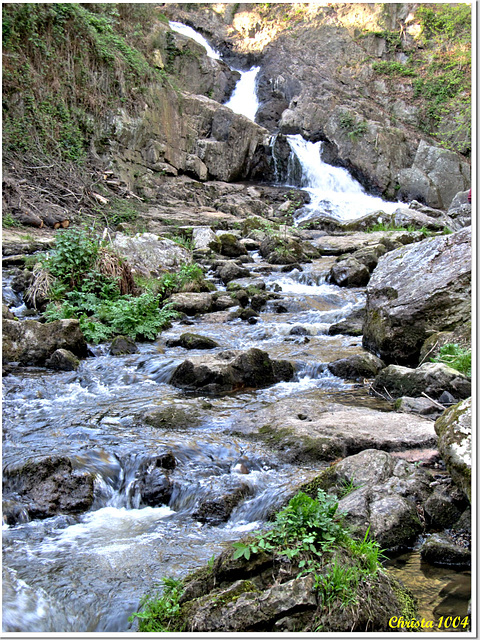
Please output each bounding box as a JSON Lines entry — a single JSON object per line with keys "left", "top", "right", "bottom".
{"left": 170, "top": 347, "right": 295, "bottom": 394}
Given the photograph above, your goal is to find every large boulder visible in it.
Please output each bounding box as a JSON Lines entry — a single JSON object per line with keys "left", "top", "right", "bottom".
{"left": 363, "top": 227, "right": 471, "bottom": 366}
{"left": 110, "top": 233, "right": 191, "bottom": 277}
{"left": 302, "top": 449, "right": 432, "bottom": 549}
{"left": 396, "top": 141, "right": 470, "bottom": 210}
{"left": 168, "top": 292, "right": 213, "bottom": 315}
{"left": 236, "top": 393, "right": 437, "bottom": 463}
{"left": 435, "top": 398, "right": 471, "bottom": 501}
{"left": 170, "top": 348, "right": 295, "bottom": 394}
{"left": 2, "top": 319, "right": 88, "bottom": 366}
{"left": 2, "top": 456, "right": 95, "bottom": 523}
{"left": 371, "top": 362, "right": 471, "bottom": 403}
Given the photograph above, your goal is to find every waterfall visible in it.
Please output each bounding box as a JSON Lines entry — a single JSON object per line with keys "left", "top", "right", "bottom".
{"left": 169, "top": 21, "right": 221, "bottom": 59}
{"left": 282, "top": 134, "right": 399, "bottom": 222}
{"left": 224, "top": 66, "right": 260, "bottom": 121}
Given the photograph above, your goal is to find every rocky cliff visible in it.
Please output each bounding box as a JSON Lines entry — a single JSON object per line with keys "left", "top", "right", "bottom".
{"left": 2, "top": 3, "right": 471, "bottom": 229}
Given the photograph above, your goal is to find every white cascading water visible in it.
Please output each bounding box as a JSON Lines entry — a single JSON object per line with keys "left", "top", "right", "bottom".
{"left": 224, "top": 66, "right": 260, "bottom": 121}
{"left": 285, "top": 134, "right": 399, "bottom": 222}
{"left": 168, "top": 21, "right": 221, "bottom": 59}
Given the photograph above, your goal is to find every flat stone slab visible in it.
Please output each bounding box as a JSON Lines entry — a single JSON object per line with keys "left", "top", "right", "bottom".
{"left": 234, "top": 393, "right": 437, "bottom": 462}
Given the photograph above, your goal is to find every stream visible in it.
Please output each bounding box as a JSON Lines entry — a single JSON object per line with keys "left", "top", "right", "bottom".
{"left": 2, "top": 22, "right": 471, "bottom": 634}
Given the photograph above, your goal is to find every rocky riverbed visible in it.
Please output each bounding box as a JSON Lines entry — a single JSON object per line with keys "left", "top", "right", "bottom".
{"left": 2, "top": 186, "right": 472, "bottom": 631}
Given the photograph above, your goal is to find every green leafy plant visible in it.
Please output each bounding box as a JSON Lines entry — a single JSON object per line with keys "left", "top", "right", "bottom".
{"left": 431, "top": 343, "right": 471, "bottom": 377}
{"left": 2, "top": 212, "right": 22, "bottom": 228}
{"left": 129, "top": 577, "right": 184, "bottom": 632}
{"left": 339, "top": 112, "right": 368, "bottom": 141}
{"left": 372, "top": 61, "right": 416, "bottom": 77}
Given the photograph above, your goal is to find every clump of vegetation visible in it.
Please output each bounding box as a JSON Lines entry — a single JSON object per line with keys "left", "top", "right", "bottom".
{"left": 339, "top": 112, "right": 368, "bottom": 141}
{"left": 372, "top": 61, "right": 416, "bottom": 77}
{"left": 431, "top": 343, "right": 471, "bottom": 378}
{"left": 131, "top": 490, "right": 387, "bottom": 631}
{"left": 130, "top": 577, "right": 183, "bottom": 632}
{"left": 30, "top": 227, "right": 183, "bottom": 343}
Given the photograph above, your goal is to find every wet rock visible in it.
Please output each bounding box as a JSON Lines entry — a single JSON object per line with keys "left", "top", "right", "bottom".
{"left": 424, "top": 483, "right": 469, "bottom": 530}
{"left": 168, "top": 292, "right": 213, "bottom": 315}
{"left": 216, "top": 261, "right": 251, "bottom": 284}
{"left": 2, "top": 304, "right": 16, "bottom": 320}
{"left": 166, "top": 332, "right": 219, "bottom": 350}
{"left": 212, "top": 294, "right": 237, "bottom": 311}
{"left": 328, "top": 257, "right": 370, "bottom": 287}
{"left": 250, "top": 293, "right": 268, "bottom": 312}
{"left": 435, "top": 398, "right": 471, "bottom": 501}
{"left": 363, "top": 227, "right": 471, "bottom": 366}
{"left": 109, "top": 335, "right": 139, "bottom": 356}
{"left": 170, "top": 348, "right": 295, "bottom": 394}
{"left": 232, "top": 289, "right": 249, "bottom": 307}
{"left": 259, "top": 235, "right": 319, "bottom": 265}
{"left": 228, "top": 307, "right": 259, "bottom": 322}
{"left": 420, "top": 532, "right": 470, "bottom": 567}
{"left": 3, "top": 456, "right": 95, "bottom": 521}
{"left": 45, "top": 348, "right": 80, "bottom": 371}
{"left": 193, "top": 486, "right": 249, "bottom": 525}
{"left": 327, "top": 352, "right": 385, "bottom": 380}
{"left": 142, "top": 405, "right": 199, "bottom": 429}
{"left": 328, "top": 307, "right": 365, "bottom": 337}
{"left": 372, "top": 363, "right": 471, "bottom": 402}
{"left": 136, "top": 456, "right": 175, "bottom": 507}
{"left": 111, "top": 233, "right": 191, "bottom": 277}
{"left": 192, "top": 226, "right": 221, "bottom": 253}
{"left": 217, "top": 232, "right": 247, "bottom": 258}
{"left": 2, "top": 318, "right": 88, "bottom": 366}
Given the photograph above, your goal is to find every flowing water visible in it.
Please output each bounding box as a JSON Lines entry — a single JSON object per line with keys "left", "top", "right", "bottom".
{"left": 283, "top": 134, "right": 400, "bottom": 223}
{"left": 224, "top": 66, "right": 261, "bottom": 121}
{"left": 2, "top": 22, "right": 470, "bottom": 633}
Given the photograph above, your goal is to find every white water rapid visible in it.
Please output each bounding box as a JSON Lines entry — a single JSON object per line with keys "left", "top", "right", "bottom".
{"left": 224, "top": 66, "right": 260, "bottom": 121}
{"left": 285, "top": 135, "right": 399, "bottom": 223}
{"left": 168, "top": 21, "right": 220, "bottom": 59}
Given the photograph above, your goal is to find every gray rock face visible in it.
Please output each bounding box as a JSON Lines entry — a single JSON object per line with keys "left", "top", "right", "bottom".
{"left": 396, "top": 141, "right": 471, "bottom": 210}
{"left": 216, "top": 261, "right": 251, "bottom": 284}
{"left": 435, "top": 398, "right": 471, "bottom": 501}
{"left": 111, "top": 233, "right": 191, "bottom": 277}
{"left": 192, "top": 226, "right": 221, "bottom": 252}
{"left": 363, "top": 227, "right": 471, "bottom": 366}
{"left": 3, "top": 319, "right": 88, "bottom": 366}
{"left": 170, "top": 348, "right": 295, "bottom": 394}
{"left": 328, "top": 450, "right": 432, "bottom": 549}
{"left": 109, "top": 335, "right": 139, "bottom": 356}
{"left": 372, "top": 362, "right": 471, "bottom": 402}
{"left": 3, "top": 456, "right": 95, "bottom": 523}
